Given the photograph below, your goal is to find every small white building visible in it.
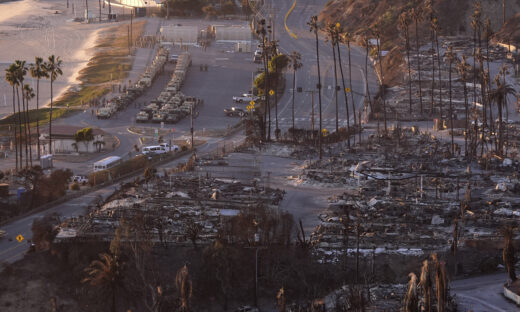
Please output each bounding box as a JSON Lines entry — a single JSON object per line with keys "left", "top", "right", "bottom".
{"left": 40, "top": 125, "right": 105, "bottom": 155}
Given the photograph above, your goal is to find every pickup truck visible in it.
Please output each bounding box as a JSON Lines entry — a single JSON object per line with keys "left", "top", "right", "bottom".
{"left": 233, "top": 93, "right": 258, "bottom": 103}
{"left": 224, "top": 107, "right": 246, "bottom": 117}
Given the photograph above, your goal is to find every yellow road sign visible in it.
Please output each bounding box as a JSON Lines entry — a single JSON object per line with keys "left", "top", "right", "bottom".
{"left": 336, "top": 23, "right": 341, "bottom": 28}
{"left": 249, "top": 100, "right": 255, "bottom": 106}
{"left": 322, "top": 128, "right": 328, "bottom": 136}
{"left": 345, "top": 87, "right": 351, "bottom": 93}
{"left": 269, "top": 89, "right": 275, "bottom": 96}
{"left": 16, "top": 234, "right": 24, "bottom": 243}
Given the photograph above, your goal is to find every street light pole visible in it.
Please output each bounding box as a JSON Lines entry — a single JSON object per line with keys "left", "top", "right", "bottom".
{"left": 191, "top": 102, "right": 194, "bottom": 150}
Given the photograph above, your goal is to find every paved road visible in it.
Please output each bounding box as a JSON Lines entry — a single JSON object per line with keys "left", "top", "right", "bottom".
{"left": 258, "top": 0, "right": 379, "bottom": 134}
{"left": 451, "top": 273, "right": 519, "bottom": 312}
{"left": 0, "top": 132, "right": 246, "bottom": 264}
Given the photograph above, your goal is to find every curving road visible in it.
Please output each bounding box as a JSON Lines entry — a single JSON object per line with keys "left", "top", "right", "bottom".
{"left": 257, "top": 0, "right": 379, "bottom": 134}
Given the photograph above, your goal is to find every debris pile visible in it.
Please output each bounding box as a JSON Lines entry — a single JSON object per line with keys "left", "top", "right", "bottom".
{"left": 56, "top": 175, "right": 285, "bottom": 245}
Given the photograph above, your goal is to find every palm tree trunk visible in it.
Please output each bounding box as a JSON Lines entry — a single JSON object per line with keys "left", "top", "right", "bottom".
{"left": 436, "top": 32, "right": 443, "bottom": 122}
{"left": 347, "top": 40, "right": 356, "bottom": 128}
{"left": 406, "top": 28, "right": 413, "bottom": 115}
{"left": 415, "top": 19, "right": 423, "bottom": 115}
{"left": 292, "top": 69, "right": 296, "bottom": 141}
{"left": 431, "top": 27, "right": 435, "bottom": 115}
{"left": 314, "top": 28, "right": 323, "bottom": 160}
{"left": 449, "top": 59, "right": 454, "bottom": 155}
{"left": 464, "top": 82, "right": 468, "bottom": 158}
{"left": 498, "top": 96, "right": 504, "bottom": 156}
{"left": 337, "top": 41, "right": 351, "bottom": 148}
{"left": 24, "top": 93, "right": 33, "bottom": 167}
{"left": 16, "top": 87, "right": 23, "bottom": 167}
{"left": 365, "top": 40, "right": 372, "bottom": 114}
{"left": 49, "top": 79, "right": 53, "bottom": 154}
{"left": 332, "top": 41, "right": 339, "bottom": 133}
{"left": 21, "top": 90, "right": 28, "bottom": 169}
{"left": 275, "top": 63, "right": 279, "bottom": 139}
{"left": 11, "top": 85, "right": 18, "bottom": 171}
{"left": 36, "top": 79, "right": 41, "bottom": 160}
{"left": 377, "top": 36, "right": 387, "bottom": 133}
{"left": 99, "top": 0, "right": 102, "bottom": 22}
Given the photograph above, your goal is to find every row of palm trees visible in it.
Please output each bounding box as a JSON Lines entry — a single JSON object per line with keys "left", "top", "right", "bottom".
{"left": 307, "top": 17, "right": 363, "bottom": 159}
{"left": 4, "top": 55, "right": 63, "bottom": 172}
{"left": 396, "top": 1, "right": 516, "bottom": 159}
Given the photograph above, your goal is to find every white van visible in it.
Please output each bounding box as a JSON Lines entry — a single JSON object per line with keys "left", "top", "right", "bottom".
{"left": 142, "top": 146, "right": 167, "bottom": 155}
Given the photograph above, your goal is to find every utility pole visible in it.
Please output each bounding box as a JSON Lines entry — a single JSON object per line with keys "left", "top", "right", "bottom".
{"left": 127, "top": 25, "right": 130, "bottom": 55}
{"left": 98, "top": 0, "right": 101, "bottom": 22}
{"left": 191, "top": 102, "right": 194, "bottom": 150}
{"left": 130, "top": 10, "right": 133, "bottom": 48}
{"left": 304, "top": 90, "right": 316, "bottom": 139}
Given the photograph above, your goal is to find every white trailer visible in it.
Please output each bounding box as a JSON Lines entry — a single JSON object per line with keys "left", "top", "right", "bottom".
{"left": 93, "top": 156, "right": 122, "bottom": 172}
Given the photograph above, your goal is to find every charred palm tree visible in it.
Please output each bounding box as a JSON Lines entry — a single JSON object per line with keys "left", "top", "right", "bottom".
{"left": 326, "top": 23, "right": 340, "bottom": 133}
{"left": 343, "top": 31, "right": 357, "bottom": 128}
{"left": 175, "top": 264, "right": 193, "bottom": 311}
{"left": 426, "top": 0, "right": 436, "bottom": 115}
{"left": 362, "top": 32, "right": 373, "bottom": 115}
{"left": 490, "top": 74, "right": 516, "bottom": 156}
{"left": 308, "top": 16, "right": 323, "bottom": 160}
{"left": 471, "top": 3, "right": 482, "bottom": 112}
{"left": 431, "top": 253, "right": 447, "bottom": 312}
{"left": 374, "top": 23, "right": 387, "bottom": 134}
{"left": 30, "top": 57, "right": 49, "bottom": 160}
{"left": 411, "top": 6, "right": 424, "bottom": 115}
{"left": 46, "top": 55, "right": 63, "bottom": 155}
{"left": 403, "top": 273, "right": 419, "bottom": 312}
{"left": 457, "top": 55, "right": 471, "bottom": 158}
{"left": 289, "top": 51, "right": 302, "bottom": 141}
{"left": 399, "top": 11, "right": 413, "bottom": 115}
{"left": 446, "top": 46, "right": 456, "bottom": 155}
{"left": 82, "top": 252, "right": 122, "bottom": 312}
{"left": 420, "top": 260, "right": 432, "bottom": 312}
{"left": 337, "top": 27, "right": 351, "bottom": 148}
{"left": 433, "top": 17, "right": 443, "bottom": 123}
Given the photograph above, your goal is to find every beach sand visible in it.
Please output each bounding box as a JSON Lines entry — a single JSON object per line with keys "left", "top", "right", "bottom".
{"left": 0, "top": 0, "right": 127, "bottom": 117}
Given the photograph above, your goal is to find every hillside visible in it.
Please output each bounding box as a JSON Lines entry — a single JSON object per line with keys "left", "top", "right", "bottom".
{"left": 319, "top": 0, "right": 520, "bottom": 86}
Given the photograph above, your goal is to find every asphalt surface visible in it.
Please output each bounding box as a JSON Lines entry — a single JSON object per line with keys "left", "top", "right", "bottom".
{"left": 260, "top": 0, "right": 379, "bottom": 134}
{"left": 451, "top": 273, "right": 519, "bottom": 312}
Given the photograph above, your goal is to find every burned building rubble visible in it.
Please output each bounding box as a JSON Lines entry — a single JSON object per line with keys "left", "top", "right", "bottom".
{"left": 296, "top": 128, "right": 520, "bottom": 275}
{"left": 56, "top": 175, "right": 285, "bottom": 245}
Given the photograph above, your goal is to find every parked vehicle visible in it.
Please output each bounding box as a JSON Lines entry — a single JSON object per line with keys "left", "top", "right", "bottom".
{"left": 0, "top": 230, "right": 6, "bottom": 239}
{"left": 136, "top": 111, "right": 150, "bottom": 123}
{"left": 142, "top": 146, "right": 167, "bottom": 155}
{"left": 96, "top": 108, "right": 112, "bottom": 119}
{"left": 72, "top": 175, "right": 88, "bottom": 185}
{"left": 224, "top": 107, "right": 246, "bottom": 117}
{"left": 93, "top": 156, "right": 122, "bottom": 172}
{"left": 159, "top": 143, "right": 180, "bottom": 152}
{"left": 233, "top": 93, "right": 258, "bottom": 103}
{"left": 170, "top": 54, "right": 179, "bottom": 63}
